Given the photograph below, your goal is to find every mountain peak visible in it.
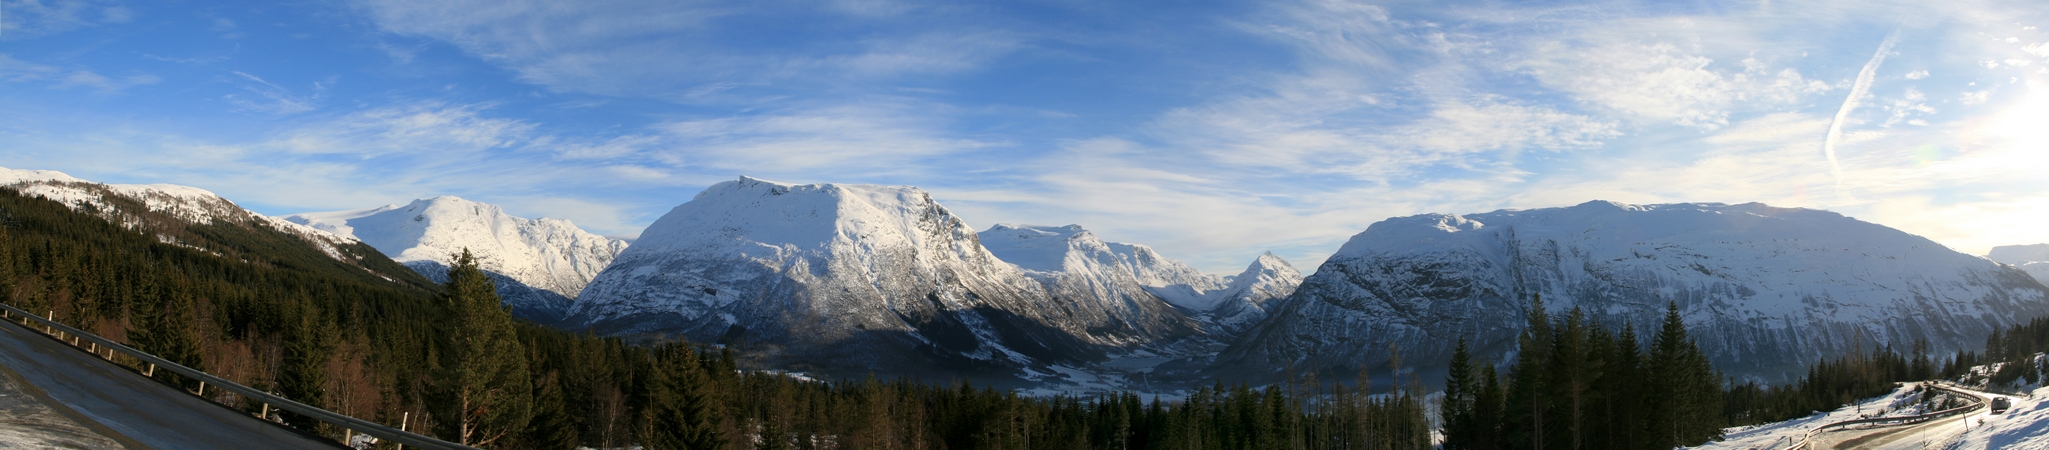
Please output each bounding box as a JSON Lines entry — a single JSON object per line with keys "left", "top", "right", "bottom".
{"left": 285, "top": 196, "right": 628, "bottom": 323}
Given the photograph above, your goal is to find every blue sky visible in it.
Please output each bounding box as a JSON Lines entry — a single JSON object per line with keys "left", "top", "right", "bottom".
{"left": 4, "top": 0, "right": 2048, "bottom": 273}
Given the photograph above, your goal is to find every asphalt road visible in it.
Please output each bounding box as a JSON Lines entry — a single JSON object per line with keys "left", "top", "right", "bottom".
{"left": 1809, "top": 385, "right": 1990, "bottom": 450}
{"left": 0, "top": 318, "right": 342, "bottom": 450}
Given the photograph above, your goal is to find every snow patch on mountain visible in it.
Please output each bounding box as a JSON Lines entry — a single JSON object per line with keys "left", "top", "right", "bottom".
{"left": 1221, "top": 201, "right": 2049, "bottom": 385}
{"left": 284, "top": 196, "right": 626, "bottom": 323}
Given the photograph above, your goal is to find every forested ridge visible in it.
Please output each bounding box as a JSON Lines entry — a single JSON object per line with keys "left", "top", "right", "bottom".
{"left": 0, "top": 187, "right": 1438, "bottom": 449}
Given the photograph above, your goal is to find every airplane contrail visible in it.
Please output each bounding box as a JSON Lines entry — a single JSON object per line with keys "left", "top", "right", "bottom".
{"left": 1822, "top": 29, "right": 1901, "bottom": 189}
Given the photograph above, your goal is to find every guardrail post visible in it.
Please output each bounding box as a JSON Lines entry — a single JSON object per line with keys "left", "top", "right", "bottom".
{"left": 397, "top": 412, "right": 409, "bottom": 450}
{"left": 260, "top": 403, "right": 270, "bottom": 422}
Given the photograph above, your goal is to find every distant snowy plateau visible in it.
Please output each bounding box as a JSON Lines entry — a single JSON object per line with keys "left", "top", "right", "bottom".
{"left": 1990, "top": 244, "right": 2049, "bottom": 288}
{"left": 1216, "top": 201, "right": 2049, "bottom": 386}
{"left": 7, "top": 166, "right": 2048, "bottom": 394}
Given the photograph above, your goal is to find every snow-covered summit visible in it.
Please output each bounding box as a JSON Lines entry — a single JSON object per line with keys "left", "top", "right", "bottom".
{"left": 284, "top": 196, "right": 627, "bottom": 323}
{"left": 1221, "top": 200, "right": 2049, "bottom": 384}
{"left": 1204, "top": 252, "right": 1303, "bottom": 334}
{"left": 1991, "top": 244, "right": 2049, "bottom": 287}
{"left": 978, "top": 223, "right": 1235, "bottom": 311}
{"left": 571, "top": 177, "right": 1199, "bottom": 381}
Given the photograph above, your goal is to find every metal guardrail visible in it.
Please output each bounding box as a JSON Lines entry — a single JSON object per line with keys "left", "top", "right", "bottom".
{"left": 1779, "top": 383, "right": 1986, "bottom": 450}
{"left": 0, "top": 303, "right": 475, "bottom": 450}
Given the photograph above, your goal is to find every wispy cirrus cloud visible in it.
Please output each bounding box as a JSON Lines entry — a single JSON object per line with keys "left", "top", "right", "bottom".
{"left": 0, "top": 0, "right": 130, "bottom": 40}
{"left": 350, "top": 0, "right": 1023, "bottom": 102}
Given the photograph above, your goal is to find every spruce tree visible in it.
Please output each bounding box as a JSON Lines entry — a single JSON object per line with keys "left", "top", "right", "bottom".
{"left": 1505, "top": 294, "right": 1552, "bottom": 450}
{"left": 1443, "top": 336, "right": 1477, "bottom": 450}
{"left": 640, "top": 345, "right": 724, "bottom": 450}
{"left": 432, "top": 249, "right": 532, "bottom": 448}
{"left": 278, "top": 293, "right": 334, "bottom": 431}
{"left": 1647, "top": 301, "right": 1722, "bottom": 447}
{"left": 1474, "top": 364, "right": 1504, "bottom": 450}
{"left": 1548, "top": 307, "right": 1600, "bottom": 450}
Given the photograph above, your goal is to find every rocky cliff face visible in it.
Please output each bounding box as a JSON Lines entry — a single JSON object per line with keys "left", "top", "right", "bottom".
{"left": 1218, "top": 201, "right": 2049, "bottom": 385}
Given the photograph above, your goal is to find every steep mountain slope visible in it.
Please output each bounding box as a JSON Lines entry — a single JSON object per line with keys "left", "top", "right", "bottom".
{"left": 284, "top": 197, "right": 626, "bottom": 324}
{"left": 568, "top": 177, "right": 1198, "bottom": 382}
{"left": 1204, "top": 252, "right": 1303, "bottom": 335}
{"left": 0, "top": 167, "right": 427, "bottom": 287}
{"left": 977, "top": 224, "right": 1204, "bottom": 326}
{"left": 1991, "top": 244, "right": 2049, "bottom": 286}
{"left": 1105, "top": 241, "right": 1231, "bottom": 310}
{"left": 1218, "top": 201, "right": 2049, "bottom": 385}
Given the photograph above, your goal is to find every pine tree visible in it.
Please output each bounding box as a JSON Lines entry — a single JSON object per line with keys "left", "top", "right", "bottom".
{"left": 1443, "top": 336, "right": 1478, "bottom": 450}
{"left": 1505, "top": 294, "right": 1552, "bottom": 450}
{"left": 432, "top": 249, "right": 532, "bottom": 448}
{"left": 641, "top": 345, "right": 724, "bottom": 450}
{"left": 1473, "top": 365, "right": 1504, "bottom": 450}
{"left": 1600, "top": 322, "right": 1644, "bottom": 450}
{"left": 1646, "top": 301, "right": 1722, "bottom": 447}
{"left": 278, "top": 293, "right": 334, "bottom": 431}
{"left": 129, "top": 268, "right": 203, "bottom": 387}
{"left": 1548, "top": 307, "right": 1601, "bottom": 450}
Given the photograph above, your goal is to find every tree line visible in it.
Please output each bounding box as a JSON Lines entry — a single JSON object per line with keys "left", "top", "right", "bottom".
{"left": 0, "top": 187, "right": 1435, "bottom": 449}
{"left": 1438, "top": 296, "right": 1724, "bottom": 450}
{"left": 1439, "top": 295, "right": 1975, "bottom": 450}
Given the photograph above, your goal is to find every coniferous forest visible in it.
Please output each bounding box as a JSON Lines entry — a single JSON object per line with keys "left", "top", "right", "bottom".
{"left": 0, "top": 187, "right": 1438, "bottom": 449}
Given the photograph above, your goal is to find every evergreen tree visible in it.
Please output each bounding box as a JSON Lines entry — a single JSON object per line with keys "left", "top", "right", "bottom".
{"left": 1505, "top": 294, "right": 1552, "bottom": 450}
{"left": 1646, "top": 301, "right": 1723, "bottom": 447}
{"left": 129, "top": 267, "right": 203, "bottom": 387}
{"left": 278, "top": 292, "right": 334, "bottom": 430}
{"left": 1547, "top": 307, "right": 1601, "bottom": 450}
{"left": 640, "top": 345, "right": 724, "bottom": 450}
{"left": 1443, "top": 336, "right": 1478, "bottom": 450}
{"left": 1473, "top": 365, "right": 1504, "bottom": 450}
{"left": 432, "top": 249, "right": 532, "bottom": 448}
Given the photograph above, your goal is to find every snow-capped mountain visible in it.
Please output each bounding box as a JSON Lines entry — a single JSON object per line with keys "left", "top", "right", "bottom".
{"left": 1105, "top": 241, "right": 1232, "bottom": 310}
{"left": 977, "top": 224, "right": 1298, "bottom": 338}
{"left": 0, "top": 167, "right": 393, "bottom": 276}
{"left": 568, "top": 177, "right": 1198, "bottom": 382}
{"left": 284, "top": 196, "right": 626, "bottom": 324}
{"left": 1217, "top": 201, "right": 2049, "bottom": 385}
{"left": 977, "top": 224, "right": 1206, "bottom": 324}
{"left": 1203, "top": 252, "right": 1303, "bottom": 335}
{"left": 1990, "top": 244, "right": 2049, "bottom": 287}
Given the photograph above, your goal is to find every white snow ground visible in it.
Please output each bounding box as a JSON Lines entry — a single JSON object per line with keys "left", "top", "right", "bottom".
{"left": 1695, "top": 384, "right": 1970, "bottom": 450}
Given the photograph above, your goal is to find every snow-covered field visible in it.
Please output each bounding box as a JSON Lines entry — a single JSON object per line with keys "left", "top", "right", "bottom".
{"left": 1938, "top": 384, "right": 2049, "bottom": 449}
{"left": 1695, "top": 384, "right": 1927, "bottom": 449}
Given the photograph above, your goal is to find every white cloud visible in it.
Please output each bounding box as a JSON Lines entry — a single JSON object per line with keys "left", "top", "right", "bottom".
{"left": 1518, "top": 40, "right": 1830, "bottom": 129}
{"left": 655, "top": 102, "right": 997, "bottom": 174}
{"left": 224, "top": 71, "right": 319, "bottom": 114}
{"left": 0, "top": 54, "right": 157, "bottom": 93}
{"left": 272, "top": 103, "right": 537, "bottom": 156}
{"left": 351, "top": 0, "right": 1021, "bottom": 101}
{"left": 0, "top": 0, "right": 129, "bottom": 39}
